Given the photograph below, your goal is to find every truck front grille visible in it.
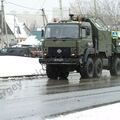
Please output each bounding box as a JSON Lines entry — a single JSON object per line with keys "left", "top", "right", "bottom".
{"left": 48, "top": 47, "right": 70, "bottom": 58}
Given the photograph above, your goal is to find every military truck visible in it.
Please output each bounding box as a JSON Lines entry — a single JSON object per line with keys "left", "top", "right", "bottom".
{"left": 39, "top": 15, "right": 120, "bottom": 79}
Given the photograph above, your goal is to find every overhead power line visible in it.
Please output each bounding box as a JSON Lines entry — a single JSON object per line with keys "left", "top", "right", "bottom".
{"left": 5, "top": 1, "right": 41, "bottom": 11}
{"left": 5, "top": 1, "right": 70, "bottom": 13}
{"left": 40, "top": 0, "right": 46, "bottom": 8}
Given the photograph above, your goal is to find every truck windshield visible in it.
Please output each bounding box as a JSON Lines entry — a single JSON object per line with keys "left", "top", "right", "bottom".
{"left": 45, "top": 24, "right": 79, "bottom": 39}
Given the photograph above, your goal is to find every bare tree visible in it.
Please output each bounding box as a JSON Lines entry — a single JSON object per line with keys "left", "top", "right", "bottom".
{"left": 70, "top": 0, "right": 94, "bottom": 17}
{"left": 71, "top": 0, "right": 120, "bottom": 29}
{"left": 29, "top": 20, "right": 37, "bottom": 31}
{"left": 101, "top": 0, "right": 120, "bottom": 27}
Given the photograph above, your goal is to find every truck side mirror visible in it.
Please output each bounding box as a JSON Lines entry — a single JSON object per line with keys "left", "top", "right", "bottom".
{"left": 41, "top": 29, "right": 44, "bottom": 38}
{"left": 86, "top": 28, "right": 90, "bottom": 36}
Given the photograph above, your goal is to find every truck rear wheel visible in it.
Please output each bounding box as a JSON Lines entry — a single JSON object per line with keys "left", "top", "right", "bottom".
{"left": 110, "top": 57, "right": 120, "bottom": 76}
{"left": 94, "top": 58, "right": 103, "bottom": 77}
{"left": 80, "top": 57, "right": 94, "bottom": 78}
{"left": 46, "top": 65, "right": 58, "bottom": 79}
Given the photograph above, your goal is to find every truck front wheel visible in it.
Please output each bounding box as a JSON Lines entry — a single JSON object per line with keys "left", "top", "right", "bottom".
{"left": 110, "top": 57, "right": 120, "bottom": 76}
{"left": 59, "top": 72, "right": 69, "bottom": 79}
{"left": 80, "top": 57, "right": 94, "bottom": 78}
{"left": 46, "top": 65, "right": 58, "bottom": 79}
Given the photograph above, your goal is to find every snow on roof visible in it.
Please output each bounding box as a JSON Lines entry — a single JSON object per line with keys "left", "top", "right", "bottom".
{"left": 5, "top": 15, "right": 30, "bottom": 38}
{"left": 18, "top": 35, "right": 41, "bottom": 46}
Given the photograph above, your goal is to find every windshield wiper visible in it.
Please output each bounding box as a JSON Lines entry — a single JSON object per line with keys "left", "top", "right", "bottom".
{"left": 59, "top": 37, "right": 73, "bottom": 39}
{"left": 46, "top": 37, "right": 57, "bottom": 39}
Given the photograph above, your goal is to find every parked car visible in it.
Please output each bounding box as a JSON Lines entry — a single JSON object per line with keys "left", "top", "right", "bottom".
{"left": 29, "top": 47, "right": 43, "bottom": 57}
{"left": 0, "top": 46, "right": 43, "bottom": 57}
{"left": 0, "top": 47, "right": 31, "bottom": 57}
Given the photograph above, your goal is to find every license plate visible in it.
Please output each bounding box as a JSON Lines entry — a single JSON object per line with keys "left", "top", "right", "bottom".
{"left": 54, "top": 58, "right": 63, "bottom": 62}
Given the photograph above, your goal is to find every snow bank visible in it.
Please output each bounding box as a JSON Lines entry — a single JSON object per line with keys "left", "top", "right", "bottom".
{"left": 46, "top": 102, "right": 120, "bottom": 120}
{"left": 0, "top": 56, "right": 45, "bottom": 77}
{"left": 18, "top": 36, "right": 40, "bottom": 46}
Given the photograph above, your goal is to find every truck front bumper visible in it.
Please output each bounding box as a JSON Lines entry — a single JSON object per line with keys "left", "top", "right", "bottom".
{"left": 39, "top": 58, "right": 79, "bottom": 65}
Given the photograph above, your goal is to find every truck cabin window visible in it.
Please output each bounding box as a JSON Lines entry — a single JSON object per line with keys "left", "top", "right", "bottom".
{"left": 45, "top": 24, "right": 79, "bottom": 39}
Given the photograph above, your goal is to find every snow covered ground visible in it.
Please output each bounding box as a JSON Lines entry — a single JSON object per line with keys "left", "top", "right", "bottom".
{"left": 0, "top": 56, "right": 45, "bottom": 77}
{"left": 0, "top": 56, "right": 120, "bottom": 119}
{"left": 46, "top": 102, "right": 120, "bottom": 120}
{"left": 0, "top": 55, "right": 109, "bottom": 78}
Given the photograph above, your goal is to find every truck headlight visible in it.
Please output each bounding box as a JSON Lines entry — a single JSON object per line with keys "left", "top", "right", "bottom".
{"left": 87, "top": 42, "right": 93, "bottom": 47}
{"left": 71, "top": 48, "right": 76, "bottom": 56}
{"left": 71, "top": 53, "right": 75, "bottom": 56}
{"left": 44, "top": 52, "right": 47, "bottom": 56}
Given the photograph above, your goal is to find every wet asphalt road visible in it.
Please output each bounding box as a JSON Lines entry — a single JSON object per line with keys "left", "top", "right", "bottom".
{"left": 0, "top": 71, "right": 120, "bottom": 120}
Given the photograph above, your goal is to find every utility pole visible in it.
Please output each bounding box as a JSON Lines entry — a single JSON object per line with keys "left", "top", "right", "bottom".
{"left": 41, "top": 8, "right": 48, "bottom": 27}
{"left": 59, "top": 0, "right": 63, "bottom": 20}
{"left": 1, "top": 0, "right": 8, "bottom": 48}
{"left": 1, "top": 0, "right": 4, "bottom": 48}
{"left": 94, "top": 0, "right": 97, "bottom": 17}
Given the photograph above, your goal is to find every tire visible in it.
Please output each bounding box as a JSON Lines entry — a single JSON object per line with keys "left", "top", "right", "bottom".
{"left": 94, "top": 58, "right": 103, "bottom": 77}
{"left": 59, "top": 72, "right": 69, "bottom": 79}
{"left": 46, "top": 65, "right": 58, "bottom": 79}
{"left": 80, "top": 57, "right": 94, "bottom": 78}
{"left": 110, "top": 57, "right": 120, "bottom": 76}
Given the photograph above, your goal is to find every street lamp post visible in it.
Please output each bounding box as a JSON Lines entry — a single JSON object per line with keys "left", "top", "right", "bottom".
{"left": 94, "top": 0, "right": 97, "bottom": 17}
{"left": 59, "top": 0, "right": 63, "bottom": 20}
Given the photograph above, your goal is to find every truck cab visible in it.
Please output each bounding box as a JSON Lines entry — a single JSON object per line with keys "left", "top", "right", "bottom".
{"left": 43, "top": 21, "right": 92, "bottom": 60}
{"left": 39, "top": 16, "right": 120, "bottom": 79}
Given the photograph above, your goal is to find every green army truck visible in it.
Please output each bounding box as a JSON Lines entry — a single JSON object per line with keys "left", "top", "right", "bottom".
{"left": 39, "top": 16, "right": 120, "bottom": 79}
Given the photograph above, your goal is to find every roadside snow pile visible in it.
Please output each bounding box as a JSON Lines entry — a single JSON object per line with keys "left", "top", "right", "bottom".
{"left": 0, "top": 56, "right": 45, "bottom": 77}
{"left": 18, "top": 35, "right": 40, "bottom": 46}
{"left": 46, "top": 102, "right": 120, "bottom": 120}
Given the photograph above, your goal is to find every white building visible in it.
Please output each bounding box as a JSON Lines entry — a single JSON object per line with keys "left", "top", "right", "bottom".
{"left": 14, "top": 12, "right": 44, "bottom": 30}
{"left": 5, "top": 14, "right": 31, "bottom": 43}
{"left": 0, "top": 12, "right": 15, "bottom": 48}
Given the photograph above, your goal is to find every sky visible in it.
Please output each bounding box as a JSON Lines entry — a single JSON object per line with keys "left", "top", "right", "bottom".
{"left": 2, "top": 0, "right": 75, "bottom": 21}
{"left": 4, "top": 0, "right": 73, "bottom": 14}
